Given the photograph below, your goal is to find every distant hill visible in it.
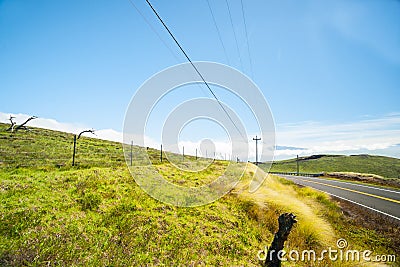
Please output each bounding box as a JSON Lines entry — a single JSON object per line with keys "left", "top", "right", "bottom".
{"left": 269, "top": 154, "right": 400, "bottom": 179}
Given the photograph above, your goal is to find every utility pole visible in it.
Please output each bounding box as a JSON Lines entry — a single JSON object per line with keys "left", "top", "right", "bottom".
{"left": 130, "top": 141, "right": 133, "bottom": 166}
{"left": 182, "top": 146, "right": 184, "bottom": 161}
{"left": 296, "top": 155, "right": 299, "bottom": 176}
{"left": 195, "top": 148, "right": 198, "bottom": 160}
{"left": 160, "top": 144, "right": 163, "bottom": 162}
{"left": 253, "top": 135, "right": 261, "bottom": 165}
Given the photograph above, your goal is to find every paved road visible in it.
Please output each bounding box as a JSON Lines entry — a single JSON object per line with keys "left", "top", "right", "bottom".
{"left": 280, "top": 175, "right": 400, "bottom": 220}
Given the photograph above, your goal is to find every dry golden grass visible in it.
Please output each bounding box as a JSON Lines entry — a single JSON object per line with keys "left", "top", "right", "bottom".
{"left": 231, "top": 164, "right": 392, "bottom": 267}
{"left": 235, "top": 164, "right": 335, "bottom": 246}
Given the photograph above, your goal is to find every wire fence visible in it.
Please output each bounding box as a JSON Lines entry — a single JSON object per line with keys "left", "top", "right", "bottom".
{"left": 0, "top": 123, "right": 240, "bottom": 169}
{"left": 0, "top": 129, "right": 200, "bottom": 169}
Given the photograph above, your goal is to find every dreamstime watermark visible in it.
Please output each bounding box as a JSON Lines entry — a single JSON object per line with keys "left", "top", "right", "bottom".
{"left": 123, "top": 62, "right": 275, "bottom": 207}
{"left": 257, "top": 238, "right": 396, "bottom": 263}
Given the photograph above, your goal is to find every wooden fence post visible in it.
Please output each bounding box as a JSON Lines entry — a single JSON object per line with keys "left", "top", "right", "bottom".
{"left": 72, "top": 135, "right": 77, "bottom": 166}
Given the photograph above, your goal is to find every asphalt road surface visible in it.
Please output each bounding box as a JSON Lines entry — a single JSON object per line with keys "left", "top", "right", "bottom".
{"left": 280, "top": 175, "right": 400, "bottom": 220}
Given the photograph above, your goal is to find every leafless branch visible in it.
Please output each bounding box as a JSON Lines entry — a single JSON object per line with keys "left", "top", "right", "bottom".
{"left": 14, "top": 116, "right": 38, "bottom": 131}
{"left": 78, "top": 129, "right": 95, "bottom": 139}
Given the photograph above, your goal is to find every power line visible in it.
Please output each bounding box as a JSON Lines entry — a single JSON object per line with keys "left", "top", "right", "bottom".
{"left": 144, "top": 0, "right": 247, "bottom": 142}
{"left": 206, "top": 0, "right": 230, "bottom": 65}
{"left": 225, "top": 0, "right": 243, "bottom": 70}
{"left": 240, "top": 0, "right": 254, "bottom": 79}
{"left": 128, "top": 0, "right": 209, "bottom": 98}
{"left": 127, "top": 0, "right": 180, "bottom": 62}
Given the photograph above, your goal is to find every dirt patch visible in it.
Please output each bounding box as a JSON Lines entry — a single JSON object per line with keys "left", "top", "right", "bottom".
{"left": 325, "top": 172, "right": 400, "bottom": 189}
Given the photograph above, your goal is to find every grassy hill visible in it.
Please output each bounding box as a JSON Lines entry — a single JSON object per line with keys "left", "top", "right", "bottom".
{"left": 0, "top": 123, "right": 158, "bottom": 169}
{"left": 269, "top": 154, "right": 400, "bottom": 179}
{"left": 0, "top": 124, "right": 397, "bottom": 266}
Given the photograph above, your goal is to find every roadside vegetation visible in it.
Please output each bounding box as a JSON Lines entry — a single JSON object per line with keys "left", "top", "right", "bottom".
{"left": 0, "top": 124, "right": 398, "bottom": 266}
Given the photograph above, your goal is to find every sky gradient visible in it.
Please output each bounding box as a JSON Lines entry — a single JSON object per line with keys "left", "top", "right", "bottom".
{"left": 1, "top": 0, "right": 399, "bottom": 160}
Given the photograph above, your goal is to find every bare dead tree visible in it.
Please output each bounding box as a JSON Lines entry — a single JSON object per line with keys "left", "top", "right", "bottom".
{"left": 6, "top": 116, "right": 16, "bottom": 132}
{"left": 72, "top": 129, "right": 96, "bottom": 166}
{"left": 6, "top": 115, "right": 38, "bottom": 132}
{"left": 14, "top": 116, "right": 37, "bottom": 131}
{"left": 264, "top": 213, "right": 297, "bottom": 267}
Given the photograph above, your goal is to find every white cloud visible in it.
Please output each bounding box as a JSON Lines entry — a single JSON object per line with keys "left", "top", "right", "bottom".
{"left": 95, "top": 129, "right": 123, "bottom": 143}
{"left": 0, "top": 112, "right": 123, "bottom": 143}
{"left": 0, "top": 112, "right": 87, "bottom": 134}
{"left": 275, "top": 114, "right": 400, "bottom": 159}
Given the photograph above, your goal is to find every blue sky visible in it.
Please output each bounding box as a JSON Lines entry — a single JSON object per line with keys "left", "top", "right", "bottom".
{"left": 1, "top": 0, "right": 400, "bottom": 160}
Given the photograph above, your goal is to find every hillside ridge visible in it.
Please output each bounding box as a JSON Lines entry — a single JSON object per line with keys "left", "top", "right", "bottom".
{"left": 270, "top": 154, "right": 400, "bottom": 179}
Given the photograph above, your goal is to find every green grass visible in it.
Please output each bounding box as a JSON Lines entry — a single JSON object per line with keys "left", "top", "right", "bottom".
{"left": 268, "top": 154, "right": 400, "bottom": 179}
{"left": 0, "top": 124, "right": 398, "bottom": 266}
{"left": 0, "top": 167, "right": 273, "bottom": 265}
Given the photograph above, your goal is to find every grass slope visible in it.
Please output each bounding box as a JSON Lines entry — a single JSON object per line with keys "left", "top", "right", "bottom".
{"left": 269, "top": 154, "right": 400, "bottom": 179}
{"left": 0, "top": 124, "right": 397, "bottom": 266}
